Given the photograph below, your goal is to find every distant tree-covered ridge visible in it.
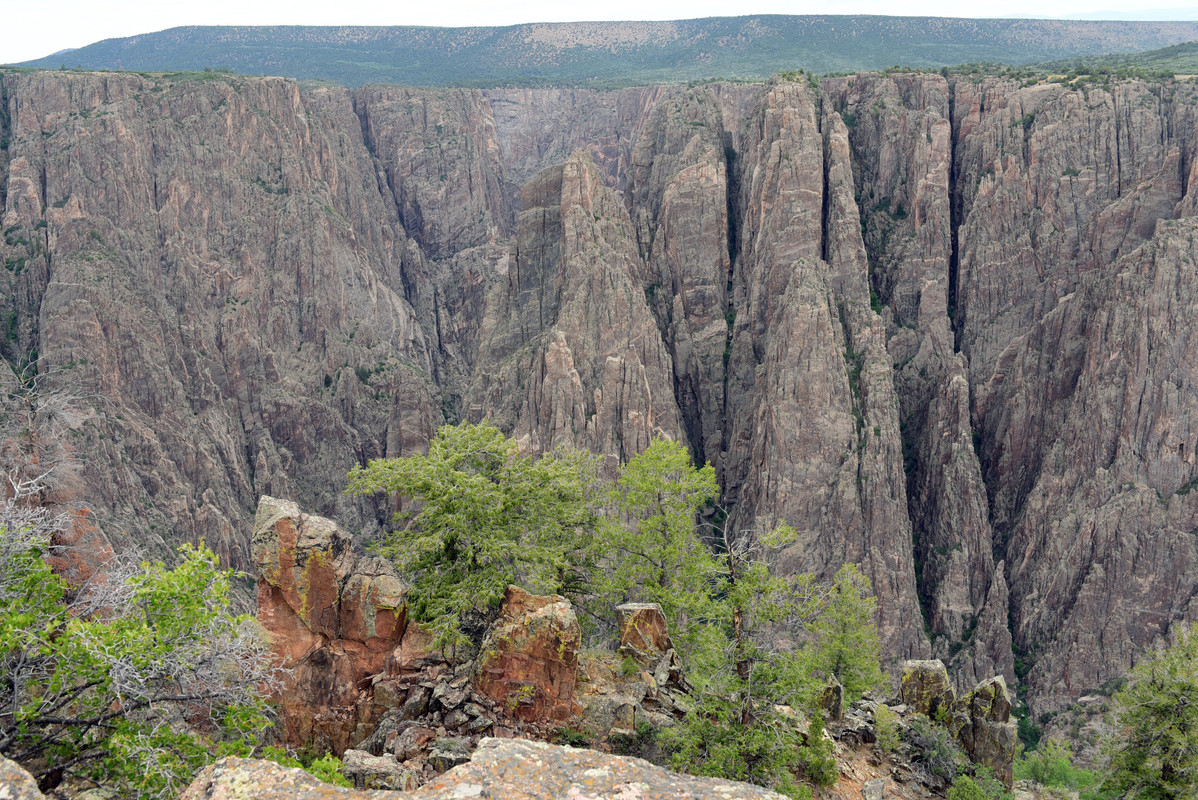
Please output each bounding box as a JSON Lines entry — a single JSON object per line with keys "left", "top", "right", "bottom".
{"left": 15, "top": 16, "right": 1198, "bottom": 87}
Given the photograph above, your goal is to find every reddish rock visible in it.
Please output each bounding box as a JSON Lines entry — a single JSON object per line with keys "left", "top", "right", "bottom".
{"left": 615, "top": 603, "right": 673, "bottom": 667}
{"left": 387, "top": 621, "right": 448, "bottom": 674}
{"left": 253, "top": 496, "right": 408, "bottom": 753}
{"left": 46, "top": 506, "right": 117, "bottom": 590}
{"left": 474, "top": 586, "right": 581, "bottom": 724}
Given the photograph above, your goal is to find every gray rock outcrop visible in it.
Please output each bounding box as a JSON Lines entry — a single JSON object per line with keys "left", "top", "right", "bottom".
{"left": 180, "top": 739, "right": 789, "bottom": 799}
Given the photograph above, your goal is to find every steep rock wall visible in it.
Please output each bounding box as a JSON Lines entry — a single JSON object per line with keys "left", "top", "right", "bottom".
{"left": 3, "top": 69, "right": 1197, "bottom": 716}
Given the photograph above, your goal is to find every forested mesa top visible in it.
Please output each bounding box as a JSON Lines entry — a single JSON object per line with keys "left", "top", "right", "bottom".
{"left": 14, "top": 15, "right": 1198, "bottom": 87}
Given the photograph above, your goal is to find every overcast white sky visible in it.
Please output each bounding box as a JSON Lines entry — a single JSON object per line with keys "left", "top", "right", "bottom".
{"left": 3, "top": 0, "right": 1197, "bottom": 65}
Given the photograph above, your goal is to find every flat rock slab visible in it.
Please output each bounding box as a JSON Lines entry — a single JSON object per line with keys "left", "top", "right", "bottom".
{"left": 0, "top": 756, "right": 46, "bottom": 800}
{"left": 182, "top": 738, "right": 789, "bottom": 800}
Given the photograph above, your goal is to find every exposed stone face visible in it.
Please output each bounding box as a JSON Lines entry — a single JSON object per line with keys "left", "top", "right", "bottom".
{"left": 825, "top": 72, "right": 1011, "bottom": 690}
{"left": 252, "top": 496, "right": 408, "bottom": 753}
{"left": 0, "top": 71, "right": 437, "bottom": 572}
{"left": 0, "top": 756, "right": 45, "bottom": 800}
{"left": 341, "top": 749, "right": 419, "bottom": 791}
{"left": 628, "top": 87, "right": 732, "bottom": 467}
{"left": 899, "top": 660, "right": 1017, "bottom": 785}
{"left": 181, "top": 740, "right": 791, "bottom": 800}
{"left": 900, "top": 659, "right": 957, "bottom": 720}
{"left": 615, "top": 603, "right": 673, "bottom": 668}
{"left": 5, "top": 68, "right": 1198, "bottom": 718}
{"left": 474, "top": 586, "right": 581, "bottom": 724}
{"left": 955, "top": 677, "right": 1017, "bottom": 785}
{"left": 469, "top": 151, "right": 685, "bottom": 467}
{"left": 724, "top": 78, "right": 927, "bottom": 662}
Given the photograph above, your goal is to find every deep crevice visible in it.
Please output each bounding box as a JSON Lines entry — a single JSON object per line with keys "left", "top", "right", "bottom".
{"left": 718, "top": 128, "right": 742, "bottom": 503}
{"left": 0, "top": 74, "right": 10, "bottom": 214}
{"left": 947, "top": 78, "right": 962, "bottom": 354}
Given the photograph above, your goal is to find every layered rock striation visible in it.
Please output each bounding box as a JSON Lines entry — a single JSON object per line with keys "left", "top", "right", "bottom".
{"left": 3, "top": 68, "right": 1197, "bottom": 715}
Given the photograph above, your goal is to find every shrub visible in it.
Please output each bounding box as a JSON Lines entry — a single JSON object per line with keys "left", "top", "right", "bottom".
{"left": 261, "top": 747, "right": 352, "bottom": 788}
{"left": 797, "top": 714, "right": 839, "bottom": 788}
{"left": 0, "top": 502, "right": 280, "bottom": 798}
{"left": 907, "top": 714, "right": 966, "bottom": 780}
{"left": 948, "top": 775, "right": 990, "bottom": 800}
{"left": 1100, "top": 624, "right": 1198, "bottom": 799}
{"left": 875, "top": 704, "right": 901, "bottom": 753}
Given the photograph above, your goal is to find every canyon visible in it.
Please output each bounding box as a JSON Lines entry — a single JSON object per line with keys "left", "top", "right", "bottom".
{"left": 1, "top": 68, "right": 1196, "bottom": 723}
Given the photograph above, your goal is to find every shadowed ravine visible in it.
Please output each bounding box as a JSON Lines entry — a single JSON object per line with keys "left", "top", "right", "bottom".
{"left": 1, "top": 69, "right": 1196, "bottom": 720}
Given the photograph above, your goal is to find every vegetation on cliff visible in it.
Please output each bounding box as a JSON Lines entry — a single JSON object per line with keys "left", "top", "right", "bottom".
{"left": 349, "top": 422, "right": 887, "bottom": 796}
{"left": 0, "top": 506, "right": 280, "bottom": 797}
{"left": 16, "top": 17, "right": 1198, "bottom": 87}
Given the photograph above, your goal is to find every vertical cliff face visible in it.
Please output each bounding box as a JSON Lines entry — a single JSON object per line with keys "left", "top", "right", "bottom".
{"left": 0, "top": 72, "right": 438, "bottom": 567}
{"left": 468, "top": 152, "right": 685, "bottom": 466}
{"left": 3, "top": 69, "right": 1197, "bottom": 714}
{"left": 721, "top": 80, "right": 928, "bottom": 661}
{"left": 825, "top": 73, "right": 1012, "bottom": 689}
{"left": 826, "top": 73, "right": 1198, "bottom": 710}
{"left": 627, "top": 87, "right": 732, "bottom": 469}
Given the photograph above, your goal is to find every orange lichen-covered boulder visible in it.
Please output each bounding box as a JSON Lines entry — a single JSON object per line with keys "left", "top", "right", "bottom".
{"left": 615, "top": 603, "right": 673, "bottom": 667}
{"left": 474, "top": 586, "right": 581, "bottom": 723}
{"left": 252, "top": 496, "right": 407, "bottom": 753}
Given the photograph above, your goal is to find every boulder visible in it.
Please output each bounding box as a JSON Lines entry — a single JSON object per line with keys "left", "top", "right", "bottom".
{"left": 341, "top": 749, "right": 419, "bottom": 791}
{"left": 953, "top": 676, "right": 1017, "bottom": 785}
{"left": 474, "top": 586, "right": 581, "bottom": 723}
{"left": 0, "top": 756, "right": 46, "bottom": 800}
{"left": 900, "top": 659, "right": 956, "bottom": 720}
{"left": 427, "top": 737, "right": 473, "bottom": 773}
{"left": 253, "top": 496, "right": 408, "bottom": 753}
{"left": 615, "top": 603, "right": 673, "bottom": 667}
{"left": 820, "top": 675, "right": 845, "bottom": 722}
{"left": 391, "top": 725, "right": 436, "bottom": 761}
{"left": 181, "top": 739, "right": 791, "bottom": 799}
{"left": 863, "top": 778, "right": 886, "bottom": 800}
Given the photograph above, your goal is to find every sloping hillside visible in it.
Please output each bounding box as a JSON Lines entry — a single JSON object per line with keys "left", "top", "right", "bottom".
{"left": 15, "top": 16, "right": 1198, "bottom": 86}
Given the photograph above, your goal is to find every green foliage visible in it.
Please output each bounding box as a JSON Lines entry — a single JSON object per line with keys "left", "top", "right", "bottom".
{"left": 948, "top": 775, "right": 1002, "bottom": 800}
{"left": 261, "top": 746, "right": 352, "bottom": 787}
{"left": 875, "top": 703, "right": 901, "bottom": 753}
{"left": 1016, "top": 736, "right": 1103, "bottom": 794}
{"left": 907, "top": 714, "right": 966, "bottom": 780}
{"left": 619, "top": 654, "right": 641, "bottom": 678}
{"left": 305, "top": 754, "right": 354, "bottom": 787}
{"left": 0, "top": 523, "right": 277, "bottom": 799}
{"left": 659, "top": 519, "right": 825, "bottom": 796}
{"left": 947, "top": 768, "right": 1014, "bottom": 800}
{"left": 346, "top": 421, "right": 604, "bottom": 651}
{"left": 663, "top": 700, "right": 806, "bottom": 797}
{"left": 1017, "top": 709, "right": 1042, "bottom": 750}
{"left": 798, "top": 714, "right": 838, "bottom": 787}
{"left": 610, "top": 720, "right": 658, "bottom": 760}
{"left": 595, "top": 437, "right": 721, "bottom": 662}
{"left": 349, "top": 425, "right": 888, "bottom": 798}
{"left": 1100, "top": 624, "right": 1198, "bottom": 800}
{"left": 553, "top": 727, "right": 592, "bottom": 748}
{"left": 810, "top": 563, "right": 885, "bottom": 703}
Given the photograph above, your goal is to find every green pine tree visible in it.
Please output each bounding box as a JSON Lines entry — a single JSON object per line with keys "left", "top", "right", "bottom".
{"left": 346, "top": 421, "right": 605, "bottom": 650}
{"left": 810, "top": 562, "right": 885, "bottom": 702}
{"left": 1101, "top": 624, "right": 1198, "bottom": 799}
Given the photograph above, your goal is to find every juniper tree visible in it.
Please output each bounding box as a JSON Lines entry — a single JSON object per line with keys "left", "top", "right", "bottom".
{"left": 809, "top": 562, "right": 885, "bottom": 702}
{"left": 1101, "top": 624, "right": 1198, "bottom": 799}
{"left": 594, "top": 436, "right": 723, "bottom": 661}
{"left": 0, "top": 491, "right": 281, "bottom": 798}
{"left": 346, "top": 421, "right": 606, "bottom": 651}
